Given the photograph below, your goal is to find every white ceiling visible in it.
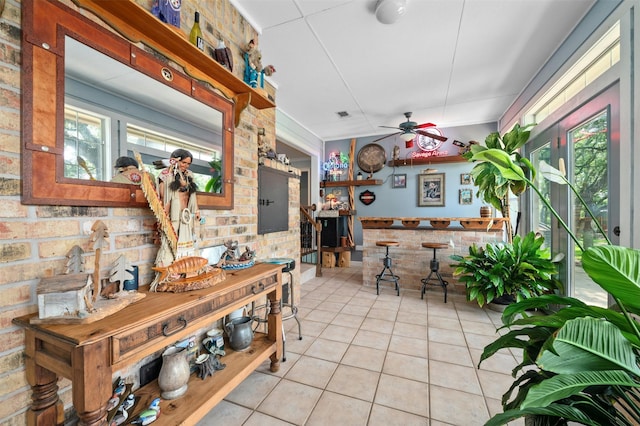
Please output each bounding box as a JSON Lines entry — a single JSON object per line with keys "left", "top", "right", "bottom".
{"left": 233, "top": 0, "right": 596, "bottom": 142}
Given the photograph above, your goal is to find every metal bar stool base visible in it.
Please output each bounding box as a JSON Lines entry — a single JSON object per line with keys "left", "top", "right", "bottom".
{"left": 420, "top": 244, "right": 449, "bottom": 303}
{"left": 375, "top": 242, "right": 400, "bottom": 296}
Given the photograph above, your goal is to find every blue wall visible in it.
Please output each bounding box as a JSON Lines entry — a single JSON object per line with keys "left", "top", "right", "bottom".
{"left": 324, "top": 122, "right": 497, "bottom": 249}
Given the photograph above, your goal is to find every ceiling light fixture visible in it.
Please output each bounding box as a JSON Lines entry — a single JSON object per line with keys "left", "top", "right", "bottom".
{"left": 375, "top": 0, "right": 407, "bottom": 25}
{"left": 400, "top": 131, "right": 415, "bottom": 142}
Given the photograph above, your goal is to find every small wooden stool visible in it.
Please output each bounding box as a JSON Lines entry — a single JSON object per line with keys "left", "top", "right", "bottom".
{"left": 420, "top": 242, "right": 449, "bottom": 303}
{"left": 375, "top": 241, "right": 400, "bottom": 296}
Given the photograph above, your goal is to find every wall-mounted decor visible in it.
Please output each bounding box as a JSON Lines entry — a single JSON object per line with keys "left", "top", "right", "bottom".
{"left": 460, "top": 173, "right": 472, "bottom": 185}
{"left": 459, "top": 188, "right": 473, "bottom": 205}
{"left": 418, "top": 173, "right": 445, "bottom": 207}
{"left": 359, "top": 190, "right": 376, "bottom": 205}
{"left": 392, "top": 174, "right": 407, "bottom": 188}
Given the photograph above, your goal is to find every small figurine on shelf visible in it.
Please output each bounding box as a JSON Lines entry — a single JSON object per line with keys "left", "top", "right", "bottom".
{"left": 130, "top": 398, "right": 160, "bottom": 425}
{"left": 243, "top": 39, "right": 276, "bottom": 88}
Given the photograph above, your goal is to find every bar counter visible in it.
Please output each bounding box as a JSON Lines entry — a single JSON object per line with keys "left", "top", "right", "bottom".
{"left": 360, "top": 217, "right": 507, "bottom": 297}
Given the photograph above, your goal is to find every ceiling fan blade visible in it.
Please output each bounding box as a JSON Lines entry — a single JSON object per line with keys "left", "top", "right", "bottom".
{"left": 416, "top": 130, "right": 448, "bottom": 142}
{"left": 415, "top": 122, "right": 436, "bottom": 129}
{"left": 379, "top": 125, "right": 402, "bottom": 130}
{"left": 371, "top": 132, "right": 400, "bottom": 143}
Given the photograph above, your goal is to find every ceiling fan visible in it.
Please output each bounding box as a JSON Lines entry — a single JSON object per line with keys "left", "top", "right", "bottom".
{"left": 373, "top": 112, "right": 448, "bottom": 147}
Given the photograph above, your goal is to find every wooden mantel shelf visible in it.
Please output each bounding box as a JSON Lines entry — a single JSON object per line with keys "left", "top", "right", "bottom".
{"left": 73, "top": 0, "right": 276, "bottom": 113}
{"left": 388, "top": 155, "right": 467, "bottom": 167}
{"left": 320, "top": 179, "right": 382, "bottom": 188}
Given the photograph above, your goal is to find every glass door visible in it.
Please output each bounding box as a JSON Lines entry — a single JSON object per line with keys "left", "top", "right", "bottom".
{"left": 525, "top": 83, "right": 619, "bottom": 307}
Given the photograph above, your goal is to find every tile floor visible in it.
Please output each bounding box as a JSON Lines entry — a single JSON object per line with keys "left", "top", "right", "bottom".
{"left": 198, "top": 263, "right": 523, "bottom": 426}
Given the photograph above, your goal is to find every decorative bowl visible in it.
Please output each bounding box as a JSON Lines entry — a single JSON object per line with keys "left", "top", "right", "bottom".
{"left": 360, "top": 219, "right": 394, "bottom": 229}
{"left": 401, "top": 220, "right": 420, "bottom": 228}
{"left": 429, "top": 220, "right": 450, "bottom": 229}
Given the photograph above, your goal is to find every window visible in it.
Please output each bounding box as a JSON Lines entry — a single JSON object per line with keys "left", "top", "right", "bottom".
{"left": 64, "top": 106, "right": 109, "bottom": 180}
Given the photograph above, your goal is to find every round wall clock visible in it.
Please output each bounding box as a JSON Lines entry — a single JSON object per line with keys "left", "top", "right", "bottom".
{"left": 357, "top": 143, "right": 387, "bottom": 174}
{"left": 416, "top": 129, "right": 444, "bottom": 152}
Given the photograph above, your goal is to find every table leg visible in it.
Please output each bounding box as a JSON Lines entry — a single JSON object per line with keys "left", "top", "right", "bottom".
{"left": 267, "top": 290, "right": 282, "bottom": 373}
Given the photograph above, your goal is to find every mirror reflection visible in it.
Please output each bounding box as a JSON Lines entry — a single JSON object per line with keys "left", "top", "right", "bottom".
{"left": 64, "top": 37, "right": 224, "bottom": 192}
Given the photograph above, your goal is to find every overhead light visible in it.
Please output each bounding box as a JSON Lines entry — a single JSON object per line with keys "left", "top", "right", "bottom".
{"left": 400, "top": 131, "right": 415, "bottom": 141}
{"left": 375, "top": 0, "right": 407, "bottom": 25}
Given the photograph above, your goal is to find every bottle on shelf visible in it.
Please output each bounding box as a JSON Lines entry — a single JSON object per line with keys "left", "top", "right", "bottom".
{"left": 189, "top": 11, "right": 204, "bottom": 51}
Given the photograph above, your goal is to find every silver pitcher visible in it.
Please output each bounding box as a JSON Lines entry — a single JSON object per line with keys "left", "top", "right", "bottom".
{"left": 224, "top": 316, "right": 254, "bottom": 351}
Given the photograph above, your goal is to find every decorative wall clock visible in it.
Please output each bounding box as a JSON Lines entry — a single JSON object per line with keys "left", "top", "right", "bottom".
{"left": 416, "top": 128, "right": 445, "bottom": 152}
{"left": 357, "top": 143, "right": 386, "bottom": 174}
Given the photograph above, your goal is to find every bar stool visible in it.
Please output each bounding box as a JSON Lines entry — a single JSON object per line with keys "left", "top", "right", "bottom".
{"left": 420, "top": 242, "right": 449, "bottom": 303}
{"left": 375, "top": 241, "right": 400, "bottom": 296}
{"left": 251, "top": 258, "right": 302, "bottom": 362}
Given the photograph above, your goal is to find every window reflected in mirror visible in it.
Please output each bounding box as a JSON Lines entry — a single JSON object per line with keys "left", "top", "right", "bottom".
{"left": 64, "top": 36, "right": 224, "bottom": 193}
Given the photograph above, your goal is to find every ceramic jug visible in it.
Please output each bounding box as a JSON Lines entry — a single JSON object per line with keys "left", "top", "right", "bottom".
{"left": 158, "top": 345, "right": 190, "bottom": 399}
{"left": 224, "top": 316, "right": 254, "bottom": 351}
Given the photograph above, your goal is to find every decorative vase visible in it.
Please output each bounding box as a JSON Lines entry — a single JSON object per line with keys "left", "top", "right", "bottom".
{"left": 158, "top": 345, "right": 190, "bottom": 399}
{"left": 224, "top": 316, "right": 254, "bottom": 351}
{"left": 480, "top": 206, "right": 492, "bottom": 218}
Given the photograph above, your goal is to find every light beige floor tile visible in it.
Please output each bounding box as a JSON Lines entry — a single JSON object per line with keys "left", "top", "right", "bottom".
{"left": 318, "top": 323, "right": 358, "bottom": 343}
{"left": 304, "top": 337, "right": 350, "bottom": 362}
{"left": 351, "top": 329, "right": 391, "bottom": 351}
{"left": 326, "top": 364, "right": 380, "bottom": 402}
{"left": 464, "top": 331, "right": 500, "bottom": 350}
{"left": 283, "top": 333, "right": 312, "bottom": 355}
{"left": 396, "top": 310, "right": 429, "bottom": 325}
{"left": 368, "top": 404, "right": 429, "bottom": 426}
{"left": 256, "top": 352, "right": 300, "bottom": 378}
{"left": 360, "top": 317, "right": 395, "bottom": 334}
{"left": 330, "top": 312, "right": 365, "bottom": 329}
{"left": 372, "top": 298, "right": 401, "bottom": 310}
{"left": 392, "top": 321, "right": 427, "bottom": 339}
{"left": 297, "top": 319, "right": 328, "bottom": 337}
{"left": 426, "top": 316, "right": 462, "bottom": 331}
{"left": 477, "top": 369, "right": 518, "bottom": 400}
{"left": 461, "top": 320, "right": 501, "bottom": 336}
{"left": 284, "top": 355, "right": 338, "bottom": 388}
{"left": 367, "top": 307, "right": 398, "bottom": 321}
{"left": 341, "top": 344, "right": 387, "bottom": 372}
{"left": 340, "top": 303, "right": 371, "bottom": 316}
{"left": 429, "top": 385, "right": 490, "bottom": 425}
{"left": 428, "top": 327, "right": 466, "bottom": 346}
{"left": 305, "top": 391, "right": 371, "bottom": 426}
{"left": 224, "top": 371, "right": 280, "bottom": 409}
{"left": 429, "top": 359, "right": 482, "bottom": 395}
{"left": 315, "top": 301, "right": 345, "bottom": 312}
{"left": 470, "top": 348, "right": 518, "bottom": 373}
{"left": 256, "top": 379, "right": 322, "bottom": 425}
{"left": 382, "top": 351, "right": 429, "bottom": 383}
{"left": 242, "top": 411, "right": 295, "bottom": 426}
{"left": 374, "top": 374, "right": 429, "bottom": 417}
{"left": 429, "top": 341, "right": 474, "bottom": 367}
{"left": 303, "top": 309, "right": 338, "bottom": 323}
{"left": 388, "top": 334, "right": 428, "bottom": 358}
{"left": 196, "top": 400, "right": 252, "bottom": 426}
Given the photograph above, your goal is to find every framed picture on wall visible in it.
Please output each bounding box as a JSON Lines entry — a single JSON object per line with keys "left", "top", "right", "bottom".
{"left": 392, "top": 174, "right": 407, "bottom": 188}
{"left": 418, "top": 173, "right": 445, "bottom": 207}
{"left": 459, "top": 188, "right": 473, "bottom": 205}
{"left": 460, "top": 173, "right": 472, "bottom": 185}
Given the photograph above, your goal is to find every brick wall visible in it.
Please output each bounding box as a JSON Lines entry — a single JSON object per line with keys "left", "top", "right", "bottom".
{"left": 0, "top": 1, "right": 299, "bottom": 424}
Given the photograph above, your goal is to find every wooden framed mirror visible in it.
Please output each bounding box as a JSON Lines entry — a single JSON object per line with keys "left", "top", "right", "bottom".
{"left": 20, "top": 0, "right": 262, "bottom": 210}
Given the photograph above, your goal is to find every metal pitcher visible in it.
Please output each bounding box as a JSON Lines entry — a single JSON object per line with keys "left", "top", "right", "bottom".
{"left": 224, "top": 316, "right": 254, "bottom": 351}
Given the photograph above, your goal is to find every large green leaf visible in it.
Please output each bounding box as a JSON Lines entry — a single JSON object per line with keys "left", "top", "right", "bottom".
{"left": 485, "top": 403, "right": 600, "bottom": 426}
{"left": 537, "top": 318, "right": 640, "bottom": 376}
{"left": 521, "top": 370, "right": 640, "bottom": 409}
{"left": 582, "top": 246, "right": 640, "bottom": 311}
{"left": 471, "top": 149, "right": 526, "bottom": 180}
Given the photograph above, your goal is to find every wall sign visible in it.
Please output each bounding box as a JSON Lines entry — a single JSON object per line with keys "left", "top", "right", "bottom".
{"left": 359, "top": 190, "right": 376, "bottom": 205}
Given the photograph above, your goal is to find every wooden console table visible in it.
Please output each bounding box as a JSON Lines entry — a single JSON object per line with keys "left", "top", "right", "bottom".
{"left": 13, "top": 263, "right": 283, "bottom": 426}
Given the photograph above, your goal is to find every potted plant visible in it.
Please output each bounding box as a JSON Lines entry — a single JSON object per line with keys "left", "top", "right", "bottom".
{"left": 472, "top": 149, "right": 640, "bottom": 425}
{"left": 205, "top": 159, "right": 222, "bottom": 193}
{"left": 451, "top": 231, "right": 562, "bottom": 308}
{"left": 463, "top": 123, "right": 535, "bottom": 242}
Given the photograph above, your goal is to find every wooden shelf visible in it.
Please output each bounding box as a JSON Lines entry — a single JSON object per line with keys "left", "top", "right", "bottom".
{"left": 74, "top": 0, "right": 275, "bottom": 111}
{"left": 320, "top": 179, "right": 382, "bottom": 188}
{"left": 127, "top": 336, "right": 276, "bottom": 425}
{"left": 388, "top": 155, "right": 467, "bottom": 167}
